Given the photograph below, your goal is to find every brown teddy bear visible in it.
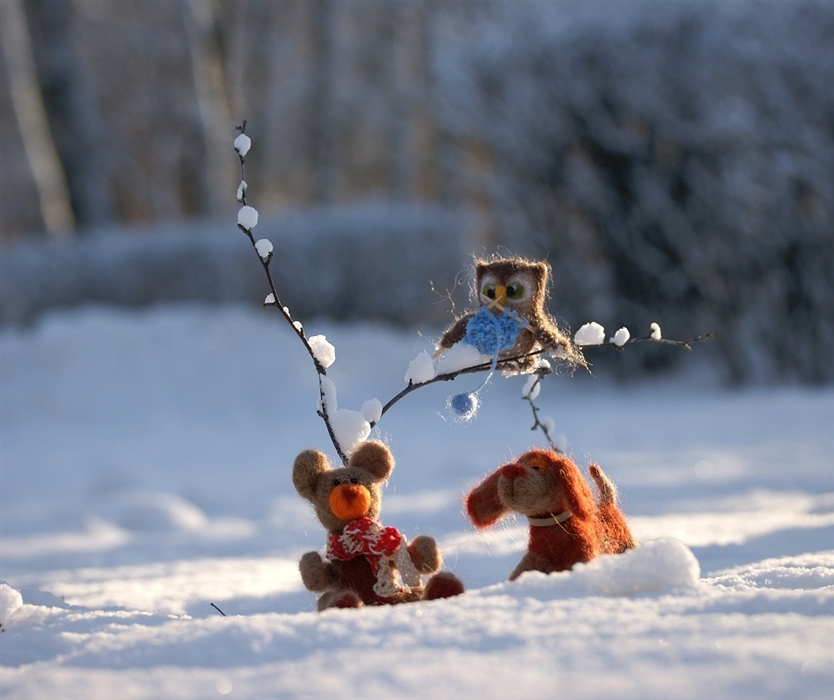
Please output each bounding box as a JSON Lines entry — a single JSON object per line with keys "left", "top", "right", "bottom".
{"left": 293, "top": 440, "right": 465, "bottom": 611}
{"left": 466, "top": 448, "right": 636, "bottom": 580}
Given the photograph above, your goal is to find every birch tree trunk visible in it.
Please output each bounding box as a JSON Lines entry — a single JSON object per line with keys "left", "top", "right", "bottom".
{"left": 0, "top": 0, "right": 75, "bottom": 237}
{"left": 184, "top": 0, "right": 236, "bottom": 216}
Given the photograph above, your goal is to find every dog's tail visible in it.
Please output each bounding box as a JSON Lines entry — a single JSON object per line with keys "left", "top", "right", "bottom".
{"left": 588, "top": 464, "right": 617, "bottom": 506}
{"left": 589, "top": 464, "right": 637, "bottom": 553}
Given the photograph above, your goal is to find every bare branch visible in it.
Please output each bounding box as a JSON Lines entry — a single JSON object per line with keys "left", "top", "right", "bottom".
{"left": 232, "top": 123, "right": 713, "bottom": 461}
{"left": 234, "top": 122, "right": 347, "bottom": 465}
{"left": 374, "top": 350, "right": 544, "bottom": 425}
{"left": 578, "top": 332, "right": 715, "bottom": 353}
{"left": 521, "top": 370, "right": 564, "bottom": 454}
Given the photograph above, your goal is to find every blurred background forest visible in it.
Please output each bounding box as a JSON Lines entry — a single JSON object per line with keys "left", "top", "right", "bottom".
{"left": 1, "top": 0, "right": 832, "bottom": 384}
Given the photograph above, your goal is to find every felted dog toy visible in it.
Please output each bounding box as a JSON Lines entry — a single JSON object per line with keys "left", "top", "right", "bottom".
{"left": 466, "top": 448, "right": 636, "bottom": 580}
{"left": 293, "top": 440, "right": 465, "bottom": 610}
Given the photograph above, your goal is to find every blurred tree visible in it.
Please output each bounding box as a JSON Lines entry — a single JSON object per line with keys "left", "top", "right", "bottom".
{"left": 307, "top": 0, "right": 338, "bottom": 203}
{"left": 0, "top": 0, "right": 75, "bottom": 237}
{"left": 21, "top": 0, "right": 115, "bottom": 231}
{"left": 429, "top": 0, "right": 834, "bottom": 383}
{"left": 183, "top": 0, "right": 236, "bottom": 217}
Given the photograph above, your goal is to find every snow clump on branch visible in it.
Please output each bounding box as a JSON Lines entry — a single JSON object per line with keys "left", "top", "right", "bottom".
{"left": 361, "top": 398, "right": 383, "bottom": 425}
{"left": 255, "top": 239, "right": 273, "bottom": 260}
{"left": 318, "top": 376, "right": 370, "bottom": 454}
{"left": 237, "top": 205, "right": 259, "bottom": 230}
{"left": 308, "top": 335, "right": 336, "bottom": 369}
{"left": 610, "top": 327, "right": 630, "bottom": 347}
{"left": 405, "top": 351, "right": 437, "bottom": 384}
{"left": 233, "top": 133, "right": 251, "bottom": 157}
{"left": 521, "top": 375, "right": 540, "bottom": 400}
{"left": 574, "top": 322, "right": 605, "bottom": 346}
{"left": 650, "top": 323, "right": 662, "bottom": 340}
{"left": 436, "top": 343, "right": 489, "bottom": 375}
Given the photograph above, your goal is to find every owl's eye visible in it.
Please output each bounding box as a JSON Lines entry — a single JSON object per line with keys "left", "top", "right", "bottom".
{"left": 505, "top": 280, "right": 527, "bottom": 300}
{"left": 481, "top": 283, "right": 497, "bottom": 300}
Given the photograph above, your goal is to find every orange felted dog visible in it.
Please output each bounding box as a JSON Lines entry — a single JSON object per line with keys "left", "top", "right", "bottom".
{"left": 466, "top": 448, "right": 636, "bottom": 580}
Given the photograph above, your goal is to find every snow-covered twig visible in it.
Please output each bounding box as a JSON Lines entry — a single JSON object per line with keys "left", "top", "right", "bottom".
{"left": 582, "top": 332, "right": 716, "bottom": 352}
{"left": 232, "top": 124, "right": 713, "bottom": 459}
{"left": 233, "top": 122, "right": 349, "bottom": 465}
{"left": 520, "top": 366, "right": 565, "bottom": 454}
{"left": 373, "top": 329, "right": 713, "bottom": 428}
{"left": 374, "top": 349, "right": 545, "bottom": 426}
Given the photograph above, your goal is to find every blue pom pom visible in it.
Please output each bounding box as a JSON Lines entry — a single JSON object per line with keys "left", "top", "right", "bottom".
{"left": 449, "top": 392, "right": 479, "bottom": 420}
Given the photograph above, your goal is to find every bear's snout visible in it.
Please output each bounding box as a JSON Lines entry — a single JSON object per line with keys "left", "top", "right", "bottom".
{"left": 329, "top": 483, "right": 371, "bottom": 521}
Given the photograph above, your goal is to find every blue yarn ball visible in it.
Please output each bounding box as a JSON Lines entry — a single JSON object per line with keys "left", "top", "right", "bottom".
{"left": 449, "top": 392, "right": 479, "bottom": 420}
{"left": 464, "top": 307, "right": 523, "bottom": 356}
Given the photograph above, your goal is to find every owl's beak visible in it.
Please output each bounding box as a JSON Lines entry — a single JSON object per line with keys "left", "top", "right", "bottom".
{"left": 481, "top": 283, "right": 508, "bottom": 312}
{"left": 494, "top": 284, "right": 507, "bottom": 310}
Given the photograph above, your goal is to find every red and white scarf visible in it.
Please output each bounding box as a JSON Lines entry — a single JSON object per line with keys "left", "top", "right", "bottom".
{"left": 326, "top": 517, "right": 421, "bottom": 597}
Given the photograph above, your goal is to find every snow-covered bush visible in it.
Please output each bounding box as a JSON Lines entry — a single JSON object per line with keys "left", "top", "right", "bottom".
{"left": 0, "top": 203, "right": 467, "bottom": 329}
{"left": 430, "top": 0, "right": 834, "bottom": 383}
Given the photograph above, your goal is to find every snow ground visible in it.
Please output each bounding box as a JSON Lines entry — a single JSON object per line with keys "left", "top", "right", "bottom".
{"left": 1, "top": 303, "right": 832, "bottom": 699}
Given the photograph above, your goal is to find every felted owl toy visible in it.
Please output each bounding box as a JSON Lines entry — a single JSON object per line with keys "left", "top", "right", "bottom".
{"left": 436, "top": 256, "right": 586, "bottom": 374}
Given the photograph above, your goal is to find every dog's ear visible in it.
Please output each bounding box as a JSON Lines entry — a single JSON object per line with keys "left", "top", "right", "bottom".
{"left": 466, "top": 470, "right": 510, "bottom": 528}
{"left": 552, "top": 455, "right": 595, "bottom": 520}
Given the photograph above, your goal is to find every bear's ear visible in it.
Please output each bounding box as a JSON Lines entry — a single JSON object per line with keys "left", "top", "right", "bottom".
{"left": 292, "top": 450, "right": 331, "bottom": 501}
{"left": 349, "top": 440, "right": 394, "bottom": 482}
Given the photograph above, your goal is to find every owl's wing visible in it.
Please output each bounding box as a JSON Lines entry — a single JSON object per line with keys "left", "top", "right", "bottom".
{"left": 532, "top": 321, "right": 587, "bottom": 368}
{"left": 532, "top": 323, "right": 569, "bottom": 352}
{"left": 436, "top": 313, "right": 474, "bottom": 353}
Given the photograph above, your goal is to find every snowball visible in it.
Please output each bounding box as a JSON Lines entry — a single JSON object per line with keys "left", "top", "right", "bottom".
{"left": 500, "top": 539, "right": 700, "bottom": 598}
{"left": 609, "top": 327, "right": 630, "bottom": 347}
{"left": 264, "top": 293, "right": 275, "bottom": 305}
{"left": 405, "top": 351, "right": 436, "bottom": 384}
{"left": 236, "top": 180, "right": 247, "bottom": 201}
{"left": 237, "top": 205, "right": 259, "bottom": 230}
{"left": 522, "top": 375, "right": 540, "bottom": 400}
{"left": 234, "top": 133, "right": 251, "bottom": 156}
{"left": 650, "top": 322, "right": 662, "bottom": 340}
{"left": 331, "top": 410, "right": 371, "bottom": 454}
{"left": 293, "top": 321, "right": 303, "bottom": 332}
{"left": 308, "top": 335, "right": 336, "bottom": 369}
{"left": 574, "top": 322, "right": 605, "bottom": 346}
{"left": 361, "top": 398, "right": 383, "bottom": 425}
{"left": 436, "top": 343, "right": 490, "bottom": 374}
{"left": 582, "top": 539, "right": 701, "bottom": 595}
{"left": 255, "top": 238, "right": 273, "bottom": 259}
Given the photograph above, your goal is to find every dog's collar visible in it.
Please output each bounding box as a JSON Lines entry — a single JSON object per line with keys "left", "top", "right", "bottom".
{"left": 527, "top": 510, "right": 572, "bottom": 527}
